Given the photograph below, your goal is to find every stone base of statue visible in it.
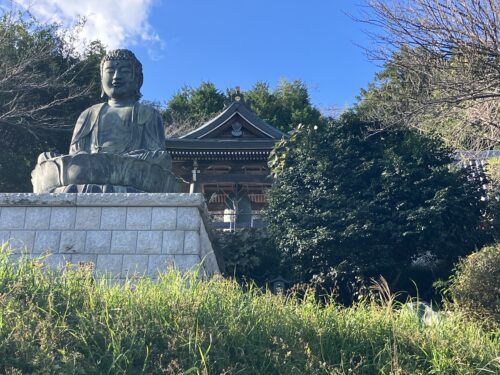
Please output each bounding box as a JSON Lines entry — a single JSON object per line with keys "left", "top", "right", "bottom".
{"left": 0, "top": 193, "right": 222, "bottom": 280}
{"left": 32, "top": 153, "right": 182, "bottom": 193}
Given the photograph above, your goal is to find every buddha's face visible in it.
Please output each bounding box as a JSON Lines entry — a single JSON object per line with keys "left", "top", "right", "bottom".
{"left": 101, "top": 60, "right": 137, "bottom": 100}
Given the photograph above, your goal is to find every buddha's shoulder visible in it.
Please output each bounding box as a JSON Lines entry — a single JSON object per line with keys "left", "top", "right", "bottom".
{"left": 78, "top": 103, "right": 106, "bottom": 117}
{"left": 136, "top": 102, "right": 161, "bottom": 124}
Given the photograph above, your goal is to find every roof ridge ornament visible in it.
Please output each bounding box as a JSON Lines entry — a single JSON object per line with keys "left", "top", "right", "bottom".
{"left": 230, "top": 86, "right": 245, "bottom": 104}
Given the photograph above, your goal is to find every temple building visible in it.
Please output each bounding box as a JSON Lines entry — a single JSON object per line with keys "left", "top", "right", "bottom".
{"left": 165, "top": 92, "right": 286, "bottom": 229}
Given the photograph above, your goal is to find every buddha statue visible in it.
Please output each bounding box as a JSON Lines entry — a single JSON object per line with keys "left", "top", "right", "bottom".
{"left": 32, "top": 49, "right": 181, "bottom": 193}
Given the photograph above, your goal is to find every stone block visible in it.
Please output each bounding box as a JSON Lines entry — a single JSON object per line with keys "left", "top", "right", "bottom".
{"left": 85, "top": 231, "right": 111, "bottom": 253}
{"left": 176, "top": 207, "right": 200, "bottom": 230}
{"left": 74, "top": 193, "right": 204, "bottom": 207}
{"left": 0, "top": 231, "right": 10, "bottom": 247}
{"left": 126, "top": 207, "right": 152, "bottom": 230}
{"left": 0, "top": 207, "right": 26, "bottom": 229}
{"left": 199, "top": 224, "right": 211, "bottom": 257}
{"left": 111, "top": 231, "right": 137, "bottom": 254}
{"left": 174, "top": 254, "right": 201, "bottom": 271}
{"left": 96, "top": 254, "right": 123, "bottom": 275}
{"left": 0, "top": 193, "right": 220, "bottom": 276}
{"left": 0, "top": 193, "right": 76, "bottom": 207}
{"left": 9, "top": 230, "right": 35, "bottom": 253}
{"left": 75, "top": 207, "right": 101, "bottom": 230}
{"left": 50, "top": 207, "right": 76, "bottom": 230}
{"left": 162, "top": 230, "right": 184, "bottom": 254}
{"left": 184, "top": 231, "right": 201, "bottom": 254}
{"left": 202, "top": 256, "right": 214, "bottom": 275}
{"left": 0, "top": 193, "right": 207, "bottom": 208}
{"left": 34, "top": 231, "right": 60, "bottom": 254}
{"left": 147, "top": 255, "right": 174, "bottom": 277}
{"left": 7, "top": 252, "right": 21, "bottom": 264}
{"left": 24, "top": 207, "right": 51, "bottom": 230}
{"left": 137, "top": 231, "right": 162, "bottom": 254}
{"left": 72, "top": 254, "right": 97, "bottom": 266}
{"left": 121, "top": 255, "right": 148, "bottom": 277}
{"left": 44, "top": 253, "right": 72, "bottom": 270}
{"left": 151, "top": 207, "right": 176, "bottom": 230}
{"left": 100, "top": 207, "right": 126, "bottom": 230}
{"left": 59, "top": 231, "right": 86, "bottom": 253}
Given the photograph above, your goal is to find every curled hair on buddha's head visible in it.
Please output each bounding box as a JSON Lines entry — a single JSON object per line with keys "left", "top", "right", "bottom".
{"left": 100, "top": 49, "right": 143, "bottom": 100}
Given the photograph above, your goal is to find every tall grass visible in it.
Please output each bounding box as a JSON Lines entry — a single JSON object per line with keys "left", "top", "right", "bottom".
{"left": 0, "top": 245, "right": 498, "bottom": 375}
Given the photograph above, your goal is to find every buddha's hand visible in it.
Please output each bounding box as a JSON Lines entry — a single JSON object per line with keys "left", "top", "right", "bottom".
{"left": 123, "top": 150, "right": 172, "bottom": 171}
{"left": 37, "top": 151, "right": 61, "bottom": 163}
{"left": 124, "top": 149, "right": 148, "bottom": 156}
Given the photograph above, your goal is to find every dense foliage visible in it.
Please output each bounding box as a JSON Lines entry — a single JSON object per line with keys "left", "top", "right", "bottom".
{"left": 164, "top": 80, "right": 323, "bottom": 136}
{"left": 0, "top": 11, "right": 105, "bottom": 192}
{"left": 215, "top": 228, "right": 280, "bottom": 284}
{"left": 0, "top": 249, "right": 498, "bottom": 375}
{"left": 449, "top": 243, "right": 500, "bottom": 327}
{"left": 485, "top": 157, "right": 500, "bottom": 240}
{"left": 162, "top": 82, "right": 226, "bottom": 136}
{"left": 267, "top": 113, "right": 489, "bottom": 300}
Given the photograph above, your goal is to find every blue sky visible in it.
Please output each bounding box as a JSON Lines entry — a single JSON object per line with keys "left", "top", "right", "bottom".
{"left": 9, "top": 0, "right": 380, "bottom": 113}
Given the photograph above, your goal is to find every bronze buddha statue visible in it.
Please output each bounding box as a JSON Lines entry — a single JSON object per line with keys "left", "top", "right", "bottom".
{"left": 32, "top": 49, "right": 180, "bottom": 193}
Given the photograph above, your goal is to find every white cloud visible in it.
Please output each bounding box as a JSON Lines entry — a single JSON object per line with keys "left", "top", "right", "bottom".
{"left": 16, "top": 0, "right": 161, "bottom": 51}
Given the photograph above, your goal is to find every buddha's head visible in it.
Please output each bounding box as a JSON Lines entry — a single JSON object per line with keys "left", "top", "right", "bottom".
{"left": 100, "top": 49, "right": 143, "bottom": 101}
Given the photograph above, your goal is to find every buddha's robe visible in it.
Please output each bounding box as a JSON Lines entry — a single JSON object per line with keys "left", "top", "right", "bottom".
{"left": 32, "top": 101, "right": 176, "bottom": 193}
{"left": 69, "top": 102, "right": 170, "bottom": 170}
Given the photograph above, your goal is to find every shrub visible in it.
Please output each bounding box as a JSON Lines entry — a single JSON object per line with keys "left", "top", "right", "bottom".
{"left": 267, "top": 113, "right": 489, "bottom": 301}
{"left": 214, "top": 228, "right": 280, "bottom": 284}
{"left": 449, "top": 243, "right": 500, "bottom": 326}
{"left": 485, "top": 157, "right": 500, "bottom": 240}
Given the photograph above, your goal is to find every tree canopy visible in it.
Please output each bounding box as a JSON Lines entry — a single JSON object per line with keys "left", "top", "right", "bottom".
{"left": 357, "top": 0, "right": 500, "bottom": 150}
{"left": 164, "top": 80, "right": 324, "bottom": 137}
{"left": 267, "top": 113, "right": 489, "bottom": 300}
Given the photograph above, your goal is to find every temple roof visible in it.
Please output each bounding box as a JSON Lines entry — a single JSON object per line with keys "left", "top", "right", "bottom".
{"left": 165, "top": 92, "right": 286, "bottom": 157}
{"left": 179, "top": 93, "right": 285, "bottom": 140}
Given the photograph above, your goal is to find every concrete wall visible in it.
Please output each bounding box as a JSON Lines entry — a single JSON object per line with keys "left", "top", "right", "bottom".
{"left": 0, "top": 193, "right": 221, "bottom": 279}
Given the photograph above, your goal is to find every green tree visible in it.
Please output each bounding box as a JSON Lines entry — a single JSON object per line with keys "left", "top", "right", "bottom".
{"left": 163, "top": 82, "right": 226, "bottom": 137}
{"left": 0, "top": 11, "right": 105, "bottom": 191}
{"left": 267, "top": 113, "right": 489, "bottom": 301}
{"left": 246, "top": 80, "right": 323, "bottom": 133}
{"left": 163, "top": 80, "right": 324, "bottom": 136}
{"left": 484, "top": 157, "right": 500, "bottom": 240}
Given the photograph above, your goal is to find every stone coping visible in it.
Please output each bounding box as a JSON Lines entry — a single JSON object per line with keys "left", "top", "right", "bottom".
{"left": 0, "top": 193, "right": 205, "bottom": 207}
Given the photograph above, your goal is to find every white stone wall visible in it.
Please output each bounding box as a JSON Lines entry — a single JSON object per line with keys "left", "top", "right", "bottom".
{"left": 0, "top": 193, "right": 221, "bottom": 278}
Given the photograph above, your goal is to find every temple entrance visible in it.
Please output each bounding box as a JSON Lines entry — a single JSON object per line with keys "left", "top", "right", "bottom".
{"left": 166, "top": 92, "right": 284, "bottom": 230}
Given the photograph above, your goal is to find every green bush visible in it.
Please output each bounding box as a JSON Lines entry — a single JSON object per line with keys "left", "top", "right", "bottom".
{"left": 449, "top": 243, "right": 500, "bottom": 326}
{"left": 214, "top": 228, "right": 280, "bottom": 284}
{"left": 484, "top": 157, "right": 500, "bottom": 240}
{"left": 0, "top": 245, "right": 499, "bottom": 374}
{"left": 267, "top": 113, "right": 489, "bottom": 301}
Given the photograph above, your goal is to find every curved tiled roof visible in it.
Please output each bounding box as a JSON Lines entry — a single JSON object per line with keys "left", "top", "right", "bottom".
{"left": 180, "top": 100, "right": 286, "bottom": 140}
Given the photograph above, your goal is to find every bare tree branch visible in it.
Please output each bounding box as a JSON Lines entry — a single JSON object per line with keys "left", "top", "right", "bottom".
{"left": 356, "top": 0, "right": 500, "bottom": 150}
{"left": 0, "top": 9, "right": 102, "bottom": 141}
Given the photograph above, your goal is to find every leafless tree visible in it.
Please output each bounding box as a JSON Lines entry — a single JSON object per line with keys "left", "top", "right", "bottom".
{"left": 164, "top": 112, "right": 218, "bottom": 138}
{"left": 0, "top": 10, "right": 102, "bottom": 144}
{"left": 357, "top": 0, "right": 500, "bottom": 150}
